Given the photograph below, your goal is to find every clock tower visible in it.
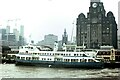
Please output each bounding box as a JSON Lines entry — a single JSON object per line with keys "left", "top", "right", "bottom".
{"left": 86, "top": 0, "right": 106, "bottom": 48}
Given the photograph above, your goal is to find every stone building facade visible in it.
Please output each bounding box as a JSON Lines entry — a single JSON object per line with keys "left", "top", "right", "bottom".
{"left": 76, "top": 0, "right": 118, "bottom": 49}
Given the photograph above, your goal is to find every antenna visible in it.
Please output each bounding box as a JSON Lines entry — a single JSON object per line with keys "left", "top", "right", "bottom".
{"left": 29, "top": 34, "right": 32, "bottom": 44}
{"left": 70, "top": 21, "right": 75, "bottom": 43}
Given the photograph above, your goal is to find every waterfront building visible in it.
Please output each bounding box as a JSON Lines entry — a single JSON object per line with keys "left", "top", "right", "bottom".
{"left": 76, "top": 0, "right": 118, "bottom": 49}
{"left": 62, "top": 29, "right": 68, "bottom": 46}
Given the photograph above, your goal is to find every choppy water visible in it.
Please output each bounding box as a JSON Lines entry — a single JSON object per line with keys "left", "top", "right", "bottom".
{"left": 0, "top": 64, "right": 120, "bottom": 78}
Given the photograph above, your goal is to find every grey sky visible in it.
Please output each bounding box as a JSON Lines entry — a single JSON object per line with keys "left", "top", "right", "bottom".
{"left": 0, "top": 0, "right": 119, "bottom": 43}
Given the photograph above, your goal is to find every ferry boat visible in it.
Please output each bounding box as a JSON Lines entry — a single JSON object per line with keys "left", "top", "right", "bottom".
{"left": 15, "top": 42, "right": 104, "bottom": 68}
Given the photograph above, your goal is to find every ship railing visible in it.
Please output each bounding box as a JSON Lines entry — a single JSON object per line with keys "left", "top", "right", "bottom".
{"left": 95, "top": 57, "right": 104, "bottom": 62}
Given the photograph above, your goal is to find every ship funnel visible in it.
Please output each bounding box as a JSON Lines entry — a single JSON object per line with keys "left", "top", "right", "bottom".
{"left": 62, "top": 43, "right": 67, "bottom": 52}
{"left": 54, "top": 41, "right": 58, "bottom": 51}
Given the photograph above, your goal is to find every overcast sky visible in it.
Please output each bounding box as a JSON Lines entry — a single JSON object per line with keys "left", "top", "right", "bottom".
{"left": 0, "top": 0, "right": 119, "bottom": 43}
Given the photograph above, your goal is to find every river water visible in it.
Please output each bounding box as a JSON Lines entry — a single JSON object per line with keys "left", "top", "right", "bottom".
{"left": 0, "top": 64, "right": 120, "bottom": 79}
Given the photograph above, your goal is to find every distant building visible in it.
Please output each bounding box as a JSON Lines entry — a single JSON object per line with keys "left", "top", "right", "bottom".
{"left": 62, "top": 29, "right": 68, "bottom": 46}
{"left": 0, "top": 33, "right": 2, "bottom": 40}
{"left": 20, "top": 25, "right": 24, "bottom": 37}
{"left": 0, "top": 28, "right": 6, "bottom": 41}
{"left": 13, "top": 28, "right": 19, "bottom": 41}
{"left": 76, "top": 0, "right": 118, "bottom": 49}
{"left": 44, "top": 34, "right": 58, "bottom": 48}
{"left": 37, "top": 40, "right": 45, "bottom": 46}
{"left": 58, "top": 40, "right": 62, "bottom": 50}
{"left": 0, "top": 26, "right": 25, "bottom": 46}
{"left": 1, "top": 33, "right": 17, "bottom": 46}
{"left": 0, "top": 28, "right": 6, "bottom": 36}
{"left": 4, "top": 33, "right": 16, "bottom": 42}
{"left": 6, "top": 25, "right": 10, "bottom": 34}
{"left": 118, "top": 1, "right": 120, "bottom": 38}
{"left": 37, "top": 34, "right": 58, "bottom": 49}
{"left": 118, "top": 35, "right": 120, "bottom": 49}
{"left": 19, "top": 25, "right": 25, "bottom": 46}
{"left": 73, "top": 36, "right": 76, "bottom": 44}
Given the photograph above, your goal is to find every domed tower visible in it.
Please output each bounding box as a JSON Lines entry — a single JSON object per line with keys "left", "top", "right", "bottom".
{"left": 106, "top": 11, "right": 118, "bottom": 49}
{"left": 76, "top": 13, "right": 87, "bottom": 47}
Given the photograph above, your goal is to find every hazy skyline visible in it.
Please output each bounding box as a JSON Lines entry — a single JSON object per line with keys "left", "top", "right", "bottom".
{"left": 0, "top": 0, "right": 119, "bottom": 43}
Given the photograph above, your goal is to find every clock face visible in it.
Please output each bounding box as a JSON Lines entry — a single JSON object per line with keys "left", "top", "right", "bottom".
{"left": 92, "top": 3, "right": 97, "bottom": 8}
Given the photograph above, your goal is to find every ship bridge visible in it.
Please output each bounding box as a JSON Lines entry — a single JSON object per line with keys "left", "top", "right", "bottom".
{"left": 36, "top": 45, "right": 53, "bottom": 51}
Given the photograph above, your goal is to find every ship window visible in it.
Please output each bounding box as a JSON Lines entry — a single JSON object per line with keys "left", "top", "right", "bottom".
{"left": 17, "top": 56, "right": 20, "bottom": 59}
{"left": 75, "top": 59, "right": 78, "bottom": 62}
{"left": 61, "top": 54, "right": 63, "bottom": 56}
{"left": 74, "top": 54, "right": 76, "bottom": 56}
{"left": 88, "top": 59, "right": 95, "bottom": 62}
{"left": 64, "top": 59, "right": 70, "bottom": 62}
{"left": 32, "top": 57, "right": 34, "bottom": 60}
{"left": 26, "top": 57, "right": 31, "bottom": 60}
{"left": 32, "top": 57, "right": 39, "bottom": 60}
{"left": 69, "top": 54, "right": 71, "bottom": 56}
{"left": 21, "top": 57, "right": 25, "bottom": 60}
{"left": 71, "top": 59, "right": 78, "bottom": 62}
{"left": 81, "top": 59, "right": 86, "bottom": 62}
{"left": 66, "top": 54, "right": 68, "bottom": 56}
{"left": 26, "top": 51, "right": 28, "bottom": 53}
{"left": 83, "top": 54, "right": 87, "bottom": 57}
{"left": 64, "top": 59, "right": 66, "bottom": 62}
{"left": 80, "top": 59, "right": 82, "bottom": 62}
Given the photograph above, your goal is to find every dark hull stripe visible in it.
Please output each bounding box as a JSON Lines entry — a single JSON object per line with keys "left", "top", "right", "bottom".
{"left": 15, "top": 59, "right": 104, "bottom": 69}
